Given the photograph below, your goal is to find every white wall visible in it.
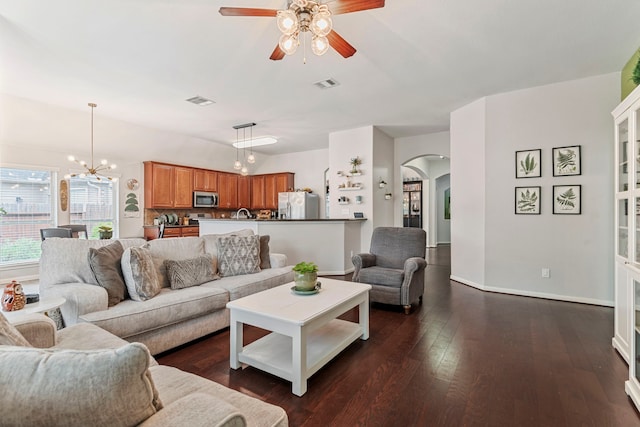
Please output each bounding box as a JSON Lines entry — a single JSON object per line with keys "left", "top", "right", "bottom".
{"left": 451, "top": 72, "right": 618, "bottom": 306}
{"left": 372, "top": 127, "right": 395, "bottom": 230}
{"left": 450, "top": 98, "right": 487, "bottom": 288}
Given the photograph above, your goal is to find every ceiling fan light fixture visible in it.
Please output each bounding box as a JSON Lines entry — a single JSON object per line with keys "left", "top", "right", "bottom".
{"left": 277, "top": 9, "right": 298, "bottom": 35}
{"left": 311, "top": 35, "right": 329, "bottom": 56}
{"left": 310, "top": 11, "right": 332, "bottom": 36}
{"left": 279, "top": 34, "right": 298, "bottom": 55}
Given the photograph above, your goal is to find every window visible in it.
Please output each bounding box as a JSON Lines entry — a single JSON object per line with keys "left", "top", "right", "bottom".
{"left": 0, "top": 167, "right": 55, "bottom": 266}
{"left": 69, "top": 175, "right": 118, "bottom": 239}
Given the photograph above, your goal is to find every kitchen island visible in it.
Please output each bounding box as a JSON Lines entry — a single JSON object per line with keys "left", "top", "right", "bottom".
{"left": 199, "top": 219, "right": 365, "bottom": 275}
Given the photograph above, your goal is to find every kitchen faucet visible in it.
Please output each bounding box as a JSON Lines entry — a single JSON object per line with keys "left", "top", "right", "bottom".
{"left": 236, "top": 207, "right": 250, "bottom": 219}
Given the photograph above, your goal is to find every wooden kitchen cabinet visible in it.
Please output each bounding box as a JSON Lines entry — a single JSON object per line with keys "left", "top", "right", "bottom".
{"left": 218, "top": 172, "right": 238, "bottom": 209}
{"left": 265, "top": 173, "right": 294, "bottom": 209}
{"left": 174, "top": 166, "right": 194, "bottom": 208}
{"left": 193, "top": 169, "right": 218, "bottom": 191}
{"left": 238, "top": 175, "right": 251, "bottom": 209}
{"left": 250, "top": 176, "right": 265, "bottom": 209}
{"left": 144, "top": 162, "right": 193, "bottom": 209}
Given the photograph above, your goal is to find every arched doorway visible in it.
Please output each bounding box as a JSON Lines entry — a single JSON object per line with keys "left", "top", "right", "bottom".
{"left": 401, "top": 155, "right": 450, "bottom": 247}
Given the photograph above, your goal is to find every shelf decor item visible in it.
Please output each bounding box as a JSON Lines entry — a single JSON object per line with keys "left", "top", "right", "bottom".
{"left": 515, "top": 149, "right": 541, "bottom": 178}
{"left": 553, "top": 185, "right": 581, "bottom": 214}
{"left": 98, "top": 225, "right": 113, "bottom": 239}
{"left": 350, "top": 156, "right": 362, "bottom": 174}
{"left": 552, "top": 145, "right": 581, "bottom": 176}
{"left": 292, "top": 261, "right": 319, "bottom": 292}
{"left": 515, "top": 186, "right": 541, "bottom": 215}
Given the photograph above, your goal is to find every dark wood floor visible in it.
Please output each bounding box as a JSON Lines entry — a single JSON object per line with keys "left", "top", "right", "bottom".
{"left": 157, "top": 246, "right": 640, "bottom": 426}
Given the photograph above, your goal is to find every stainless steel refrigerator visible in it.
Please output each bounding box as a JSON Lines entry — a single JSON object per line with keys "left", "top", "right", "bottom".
{"left": 278, "top": 192, "right": 320, "bottom": 219}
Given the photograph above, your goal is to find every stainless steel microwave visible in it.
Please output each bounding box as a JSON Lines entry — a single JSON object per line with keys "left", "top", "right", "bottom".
{"left": 193, "top": 191, "right": 218, "bottom": 208}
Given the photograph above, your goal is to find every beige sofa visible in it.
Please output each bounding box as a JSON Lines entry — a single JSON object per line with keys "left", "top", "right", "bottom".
{"left": 40, "top": 231, "right": 294, "bottom": 355}
{"left": 2, "top": 313, "right": 287, "bottom": 427}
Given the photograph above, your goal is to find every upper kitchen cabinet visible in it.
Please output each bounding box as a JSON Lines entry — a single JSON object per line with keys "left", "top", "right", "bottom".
{"left": 193, "top": 169, "right": 218, "bottom": 192}
{"left": 144, "top": 162, "right": 194, "bottom": 209}
{"left": 265, "top": 173, "right": 294, "bottom": 209}
{"left": 218, "top": 172, "right": 238, "bottom": 209}
{"left": 251, "top": 175, "right": 266, "bottom": 209}
{"left": 238, "top": 175, "right": 251, "bottom": 209}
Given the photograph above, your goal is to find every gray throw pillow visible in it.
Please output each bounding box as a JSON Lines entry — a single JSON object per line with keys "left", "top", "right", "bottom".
{"left": 164, "top": 256, "right": 217, "bottom": 290}
{"left": 217, "top": 235, "right": 261, "bottom": 277}
{"left": 88, "top": 240, "right": 127, "bottom": 306}
{"left": 0, "top": 312, "right": 32, "bottom": 347}
{"left": 259, "top": 235, "right": 271, "bottom": 269}
{"left": 0, "top": 343, "right": 162, "bottom": 427}
{"left": 121, "top": 245, "right": 161, "bottom": 301}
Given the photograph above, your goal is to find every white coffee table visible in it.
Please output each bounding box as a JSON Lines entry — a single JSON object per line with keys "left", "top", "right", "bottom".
{"left": 3, "top": 297, "right": 66, "bottom": 322}
{"left": 227, "top": 278, "right": 371, "bottom": 396}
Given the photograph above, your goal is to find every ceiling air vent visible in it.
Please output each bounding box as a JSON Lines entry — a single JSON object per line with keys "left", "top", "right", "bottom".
{"left": 313, "top": 78, "right": 340, "bottom": 89}
{"left": 186, "top": 96, "right": 215, "bottom": 106}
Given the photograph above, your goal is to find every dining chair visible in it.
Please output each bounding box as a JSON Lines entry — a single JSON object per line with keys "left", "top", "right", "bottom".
{"left": 40, "top": 228, "right": 73, "bottom": 241}
{"left": 59, "top": 224, "right": 88, "bottom": 239}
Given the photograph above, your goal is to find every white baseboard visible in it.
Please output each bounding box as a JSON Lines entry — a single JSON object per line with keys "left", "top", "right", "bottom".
{"left": 449, "top": 275, "right": 613, "bottom": 307}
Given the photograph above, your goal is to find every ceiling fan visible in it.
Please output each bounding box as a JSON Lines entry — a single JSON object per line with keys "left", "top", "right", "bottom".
{"left": 219, "top": 0, "right": 385, "bottom": 60}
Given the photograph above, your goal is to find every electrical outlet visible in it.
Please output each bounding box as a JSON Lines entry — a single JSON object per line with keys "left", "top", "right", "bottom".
{"left": 542, "top": 268, "right": 550, "bottom": 278}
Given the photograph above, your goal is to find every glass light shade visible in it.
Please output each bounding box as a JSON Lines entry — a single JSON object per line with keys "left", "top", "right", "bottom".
{"left": 277, "top": 10, "right": 298, "bottom": 35}
{"left": 67, "top": 155, "right": 75, "bottom": 162}
{"left": 247, "top": 153, "right": 256, "bottom": 164}
{"left": 64, "top": 174, "right": 71, "bottom": 179}
{"left": 79, "top": 160, "right": 87, "bottom": 166}
{"left": 79, "top": 173, "right": 86, "bottom": 178}
{"left": 100, "top": 159, "right": 108, "bottom": 165}
{"left": 240, "top": 166, "right": 249, "bottom": 176}
{"left": 311, "top": 35, "right": 329, "bottom": 56}
{"left": 279, "top": 34, "right": 298, "bottom": 55}
{"left": 233, "top": 160, "right": 242, "bottom": 170}
{"left": 110, "top": 164, "right": 117, "bottom": 170}
{"left": 310, "top": 11, "right": 332, "bottom": 37}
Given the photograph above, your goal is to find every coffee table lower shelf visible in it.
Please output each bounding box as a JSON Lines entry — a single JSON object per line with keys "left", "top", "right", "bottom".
{"left": 238, "top": 319, "right": 362, "bottom": 387}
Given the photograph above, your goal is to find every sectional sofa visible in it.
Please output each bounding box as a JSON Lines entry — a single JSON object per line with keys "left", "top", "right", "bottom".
{"left": 39, "top": 230, "right": 294, "bottom": 355}
{"left": 2, "top": 312, "right": 288, "bottom": 426}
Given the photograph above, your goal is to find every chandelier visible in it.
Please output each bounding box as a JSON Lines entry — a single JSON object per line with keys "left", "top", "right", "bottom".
{"left": 232, "top": 122, "right": 256, "bottom": 176}
{"left": 277, "top": 0, "right": 332, "bottom": 57}
{"left": 65, "top": 103, "right": 117, "bottom": 182}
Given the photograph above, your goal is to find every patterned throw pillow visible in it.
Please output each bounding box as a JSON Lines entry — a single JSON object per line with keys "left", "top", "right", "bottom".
{"left": 121, "top": 245, "right": 161, "bottom": 301}
{"left": 88, "top": 240, "right": 127, "bottom": 306}
{"left": 217, "top": 235, "right": 261, "bottom": 277}
{"left": 164, "top": 256, "right": 217, "bottom": 290}
{"left": 0, "top": 312, "right": 32, "bottom": 347}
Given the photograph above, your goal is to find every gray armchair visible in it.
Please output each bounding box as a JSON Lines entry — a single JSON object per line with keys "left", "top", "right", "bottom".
{"left": 352, "top": 227, "right": 427, "bottom": 314}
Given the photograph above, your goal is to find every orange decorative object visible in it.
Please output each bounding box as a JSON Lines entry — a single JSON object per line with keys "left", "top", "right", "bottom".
{"left": 2, "top": 281, "right": 26, "bottom": 312}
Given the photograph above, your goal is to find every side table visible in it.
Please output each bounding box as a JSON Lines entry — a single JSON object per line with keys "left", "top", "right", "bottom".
{"left": 3, "top": 297, "right": 66, "bottom": 323}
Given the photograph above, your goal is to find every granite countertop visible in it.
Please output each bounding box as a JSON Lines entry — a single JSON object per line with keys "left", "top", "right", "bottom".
{"left": 198, "top": 218, "right": 366, "bottom": 222}
{"left": 143, "top": 224, "right": 200, "bottom": 228}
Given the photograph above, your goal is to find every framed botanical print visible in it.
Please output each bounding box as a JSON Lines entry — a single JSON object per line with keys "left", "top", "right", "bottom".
{"left": 516, "top": 149, "right": 541, "bottom": 178}
{"left": 553, "top": 185, "right": 581, "bottom": 214}
{"left": 552, "top": 145, "right": 581, "bottom": 176}
{"left": 515, "top": 186, "right": 541, "bottom": 214}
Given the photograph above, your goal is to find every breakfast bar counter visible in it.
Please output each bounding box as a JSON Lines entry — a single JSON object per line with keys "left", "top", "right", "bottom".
{"left": 199, "top": 219, "right": 365, "bottom": 275}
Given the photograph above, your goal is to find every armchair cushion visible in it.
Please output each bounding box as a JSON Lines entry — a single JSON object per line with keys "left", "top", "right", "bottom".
{"left": 0, "top": 342, "right": 162, "bottom": 427}
{"left": 139, "top": 393, "right": 246, "bottom": 427}
{"left": 11, "top": 313, "right": 56, "bottom": 348}
{"left": 357, "top": 266, "right": 404, "bottom": 287}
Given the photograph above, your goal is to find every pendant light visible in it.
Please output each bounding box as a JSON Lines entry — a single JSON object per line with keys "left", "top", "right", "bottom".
{"left": 233, "top": 127, "right": 242, "bottom": 170}
{"left": 247, "top": 125, "right": 256, "bottom": 164}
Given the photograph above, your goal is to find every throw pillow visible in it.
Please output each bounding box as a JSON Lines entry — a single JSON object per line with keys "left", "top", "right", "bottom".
{"left": 88, "top": 240, "right": 127, "bottom": 306}
{"left": 0, "top": 343, "right": 162, "bottom": 427}
{"left": 0, "top": 312, "right": 31, "bottom": 347}
{"left": 164, "top": 256, "right": 217, "bottom": 290}
{"left": 121, "top": 245, "right": 161, "bottom": 301}
{"left": 217, "top": 235, "right": 261, "bottom": 277}
{"left": 259, "top": 235, "right": 271, "bottom": 269}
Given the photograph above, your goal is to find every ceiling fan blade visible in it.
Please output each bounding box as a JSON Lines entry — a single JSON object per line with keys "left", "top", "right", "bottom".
{"left": 219, "top": 7, "right": 278, "bottom": 17}
{"left": 327, "top": 30, "right": 356, "bottom": 58}
{"left": 270, "top": 45, "right": 285, "bottom": 61}
{"left": 327, "top": 0, "right": 385, "bottom": 15}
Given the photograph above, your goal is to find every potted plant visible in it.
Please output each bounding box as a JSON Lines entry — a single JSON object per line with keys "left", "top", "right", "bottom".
{"left": 350, "top": 156, "right": 362, "bottom": 174}
{"left": 292, "top": 261, "right": 318, "bottom": 291}
{"left": 98, "top": 225, "right": 113, "bottom": 240}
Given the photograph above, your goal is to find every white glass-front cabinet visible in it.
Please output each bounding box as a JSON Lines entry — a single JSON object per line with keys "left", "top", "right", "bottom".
{"left": 613, "top": 83, "right": 640, "bottom": 410}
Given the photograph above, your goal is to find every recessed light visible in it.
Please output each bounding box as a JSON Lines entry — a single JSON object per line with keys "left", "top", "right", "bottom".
{"left": 186, "top": 96, "right": 215, "bottom": 106}
{"left": 233, "top": 136, "right": 278, "bottom": 148}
